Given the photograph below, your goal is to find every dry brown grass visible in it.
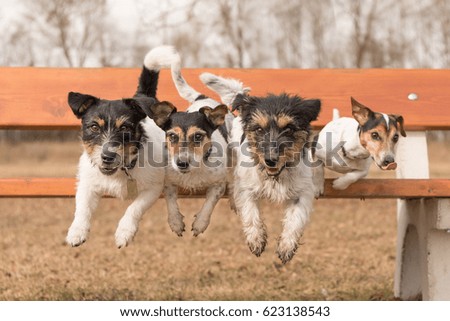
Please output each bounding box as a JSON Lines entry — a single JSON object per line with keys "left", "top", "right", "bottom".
{"left": 0, "top": 138, "right": 448, "bottom": 300}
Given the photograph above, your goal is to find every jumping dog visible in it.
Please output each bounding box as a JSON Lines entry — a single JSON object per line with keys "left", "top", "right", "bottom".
{"left": 312, "top": 97, "right": 406, "bottom": 196}
{"left": 146, "top": 47, "right": 247, "bottom": 237}
{"left": 66, "top": 47, "right": 176, "bottom": 248}
{"left": 228, "top": 92, "right": 321, "bottom": 264}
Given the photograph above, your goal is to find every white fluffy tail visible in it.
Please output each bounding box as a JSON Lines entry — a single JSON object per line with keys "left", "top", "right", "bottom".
{"left": 143, "top": 45, "right": 178, "bottom": 71}
{"left": 200, "top": 72, "right": 250, "bottom": 106}
{"left": 144, "top": 45, "right": 202, "bottom": 103}
{"left": 169, "top": 49, "right": 202, "bottom": 103}
{"left": 332, "top": 108, "right": 340, "bottom": 121}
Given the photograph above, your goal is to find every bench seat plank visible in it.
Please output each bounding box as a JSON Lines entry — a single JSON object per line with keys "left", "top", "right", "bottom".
{"left": 1, "top": 68, "right": 450, "bottom": 130}
{"left": 0, "top": 178, "right": 449, "bottom": 199}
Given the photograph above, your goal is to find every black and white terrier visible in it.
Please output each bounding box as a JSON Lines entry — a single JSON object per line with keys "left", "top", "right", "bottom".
{"left": 228, "top": 93, "right": 321, "bottom": 264}
{"left": 66, "top": 47, "right": 176, "bottom": 248}
{"left": 312, "top": 97, "right": 406, "bottom": 196}
{"left": 146, "top": 47, "right": 247, "bottom": 237}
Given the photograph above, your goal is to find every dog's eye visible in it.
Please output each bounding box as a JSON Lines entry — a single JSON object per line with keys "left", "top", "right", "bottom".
{"left": 168, "top": 133, "right": 179, "bottom": 143}
{"left": 371, "top": 132, "right": 380, "bottom": 140}
{"left": 194, "top": 133, "right": 204, "bottom": 142}
{"left": 120, "top": 125, "right": 131, "bottom": 132}
{"left": 392, "top": 134, "right": 399, "bottom": 143}
{"left": 90, "top": 124, "right": 100, "bottom": 133}
{"left": 256, "top": 127, "right": 264, "bottom": 134}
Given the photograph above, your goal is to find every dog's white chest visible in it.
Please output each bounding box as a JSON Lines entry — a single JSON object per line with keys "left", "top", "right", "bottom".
{"left": 166, "top": 165, "right": 227, "bottom": 190}
{"left": 316, "top": 117, "right": 370, "bottom": 173}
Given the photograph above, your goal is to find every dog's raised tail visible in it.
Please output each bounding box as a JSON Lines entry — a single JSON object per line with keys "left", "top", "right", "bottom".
{"left": 200, "top": 72, "right": 250, "bottom": 106}
{"left": 167, "top": 49, "right": 203, "bottom": 103}
{"left": 135, "top": 46, "right": 179, "bottom": 98}
{"left": 332, "top": 108, "right": 340, "bottom": 121}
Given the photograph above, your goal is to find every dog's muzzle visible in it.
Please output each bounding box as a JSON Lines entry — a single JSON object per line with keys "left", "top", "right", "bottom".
{"left": 176, "top": 159, "right": 190, "bottom": 172}
{"left": 265, "top": 164, "right": 286, "bottom": 177}
{"left": 380, "top": 155, "right": 397, "bottom": 170}
{"left": 100, "top": 153, "right": 120, "bottom": 175}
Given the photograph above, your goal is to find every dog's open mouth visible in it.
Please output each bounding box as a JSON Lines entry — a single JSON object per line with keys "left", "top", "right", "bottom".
{"left": 100, "top": 166, "right": 119, "bottom": 175}
{"left": 265, "top": 165, "right": 286, "bottom": 177}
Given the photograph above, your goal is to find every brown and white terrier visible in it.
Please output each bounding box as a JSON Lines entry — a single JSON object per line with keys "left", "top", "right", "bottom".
{"left": 312, "top": 97, "right": 406, "bottom": 196}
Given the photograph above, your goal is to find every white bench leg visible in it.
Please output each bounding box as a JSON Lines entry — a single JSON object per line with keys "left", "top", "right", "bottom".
{"left": 394, "top": 132, "right": 428, "bottom": 300}
{"left": 425, "top": 199, "right": 450, "bottom": 300}
{"left": 396, "top": 199, "right": 450, "bottom": 300}
{"left": 395, "top": 199, "right": 422, "bottom": 299}
{"left": 395, "top": 132, "right": 450, "bottom": 300}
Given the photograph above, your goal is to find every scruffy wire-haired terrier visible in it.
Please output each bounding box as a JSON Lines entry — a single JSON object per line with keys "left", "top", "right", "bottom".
{"left": 229, "top": 93, "right": 321, "bottom": 264}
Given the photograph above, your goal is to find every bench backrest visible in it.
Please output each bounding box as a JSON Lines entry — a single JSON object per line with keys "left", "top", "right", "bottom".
{"left": 1, "top": 68, "right": 450, "bottom": 131}
{"left": 1, "top": 67, "right": 449, "bottom": 198}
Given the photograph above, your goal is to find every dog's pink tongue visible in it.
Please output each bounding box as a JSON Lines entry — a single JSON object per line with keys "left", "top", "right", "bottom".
{"left": 382, "top": 162, "right": 397, "bottom": 170}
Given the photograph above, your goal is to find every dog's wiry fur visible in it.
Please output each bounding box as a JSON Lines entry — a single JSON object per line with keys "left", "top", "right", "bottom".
{"left": 146, "top": 48, "right": 247, "bottom": 237}
{"left": 66, "top": 47, "right": 176, "bottom": 248}
{"left": 312, "top": 97, "right": 406, "bottom": 195}
{"left": 229, "top": 92, "right": 321, "bottom": 264}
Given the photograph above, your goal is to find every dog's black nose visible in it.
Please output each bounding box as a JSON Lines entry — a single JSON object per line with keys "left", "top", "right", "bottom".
{"left": 382, "top": 156, "right": 395, "bottom": 167}
{"left": 264, "top": 158, "right": 277, "bottom": 167}
{"left": 176, "top": 160, "right": 189, "bottom": 169}
{"left": 101, "top": 154, "right": 116, "bottom": 164}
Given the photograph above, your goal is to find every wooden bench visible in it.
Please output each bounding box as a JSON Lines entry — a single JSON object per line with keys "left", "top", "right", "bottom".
{"left": 1, "top": 67, "right": 449, "bottom": 300}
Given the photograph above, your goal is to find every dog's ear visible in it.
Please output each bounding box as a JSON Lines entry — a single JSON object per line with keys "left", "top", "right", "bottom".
{"left": 199, "top": 104, "right": 229, "bottom": 128}
{"left": 123, "top": 97, "right": 157, "bottom": 120}
{"left": 68, "top": 92, "right": 99, "bottom": 118}
{"left": 232, "top": 94, "right": 259, "bottom": 122}
{"left": 231, "top": 94, "right": 252, "bottom": 112}
{"left": 148, "top": 101, "right": 177, "bottom": 128}
{"left": 391, "top": 114, "right": 407, "bottom": 137}
{"left": 351, "top": 97, "right": 374, "bottom": 126}
{"left": 298, "top": 99, "right": 321, "bottom": 123}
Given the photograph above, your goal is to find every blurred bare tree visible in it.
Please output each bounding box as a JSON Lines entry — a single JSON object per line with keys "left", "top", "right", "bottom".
{"left": 2, "top": 0, "right": 125, "bottom": 67}
{"left": 428, "top": 0, "right": 450, "bottom": 67}
{"left": 273, "top": 1, "right": 304, "bottom": 68}
{"left": 2, "top": 0, "right": 450, "bottom": 69}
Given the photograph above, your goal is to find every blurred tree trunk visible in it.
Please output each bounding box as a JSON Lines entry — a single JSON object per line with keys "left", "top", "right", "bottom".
{"left": 217, "top": 0, "right": 246, "bottom": 68}
{"left": 21, "top": 0, "right": 108, "bottom": 67}
{"left": 273, "top": 1, "right": 304, "bottom": 68}
{"left": 351, "top": 0, "right": 378, "bottom": 68}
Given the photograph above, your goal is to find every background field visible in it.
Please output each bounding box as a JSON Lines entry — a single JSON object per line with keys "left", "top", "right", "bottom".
{"left": 0, "top": 138, "right": 448, "bottom": 300}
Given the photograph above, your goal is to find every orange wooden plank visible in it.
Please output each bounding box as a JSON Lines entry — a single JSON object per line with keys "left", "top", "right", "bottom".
{"left": 1, "top": 68, "right": 450, "bottom": 130}
{"left": 0, "top": 178, "right": 77, "bottom": 197}
{"left": 0, "top": 178, "right": 449, "bottom": 199}
{"left": 321, "top": 178, "right": 450, "bottom": 198}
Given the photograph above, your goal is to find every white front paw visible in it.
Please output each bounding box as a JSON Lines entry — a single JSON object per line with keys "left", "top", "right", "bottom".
{"left": 168, "top": 212, "right": 185, "bottom": 237}
{"left": 192, "top": 214, "right": 210, "bottom": 237}
{"left": 277, "top": 236, "right": 299, "bottom": 264}
{"left": 313, "top": 182, "right": 324, "bottom": 198}
{"left": 245, "top": 225, "right": 267, "bottom": 257}
{"left": 66, "top": 223, "right": 89, "bottom": 247}
{"left": 115, "top": 219, "right": 138, "bottom": 248}
{"left": 332, "top": 176, "right": 352, "bottom": 190}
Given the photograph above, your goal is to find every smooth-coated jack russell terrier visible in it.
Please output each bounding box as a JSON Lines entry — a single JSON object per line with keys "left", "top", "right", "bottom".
{"left": 66, "top": 47, "right": 176, "bottom": 248}
{"left": 312, "top": 97, "right": 406, "bottom": 196}
{"left": 228, "top": 92, "right": 321, "bottom": 264}
{"left": 146, "top": 47, "right": 247, "bottom": 237}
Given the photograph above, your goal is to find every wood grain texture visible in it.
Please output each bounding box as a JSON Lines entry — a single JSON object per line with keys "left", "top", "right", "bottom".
{"left": 1, "top": 68, "right": 450, "bottom": 130}
{"left": 1, "top": 178, "right": 449, "bottom": 199}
